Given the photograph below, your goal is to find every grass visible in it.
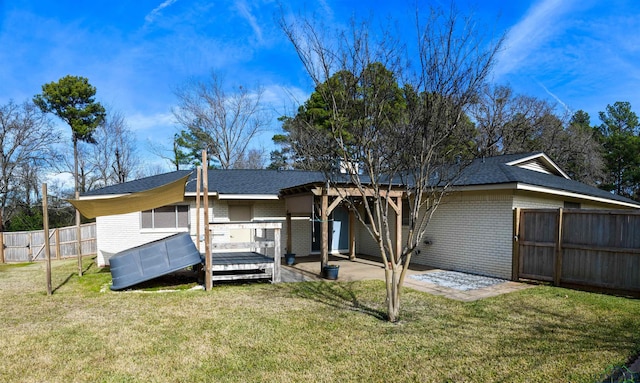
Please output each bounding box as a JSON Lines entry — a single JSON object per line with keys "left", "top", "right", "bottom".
{"left": 0, "top": 257, "right": 639, "bottom": 382}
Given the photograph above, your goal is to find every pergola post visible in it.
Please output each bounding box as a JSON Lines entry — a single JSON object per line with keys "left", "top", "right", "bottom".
{"left": 349, "top": 208, "right": 356, "bottom": 260}
{"left": 396, "top": 196, "right": 402, "bottom": 262}
{"left": 286, "top": 212, "right": 292, "bottom": 254}
{"left": 320, "top": 191, "right": 329, "bottom": 272}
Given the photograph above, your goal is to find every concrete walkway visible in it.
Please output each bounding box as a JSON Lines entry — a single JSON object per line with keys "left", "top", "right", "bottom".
{"left": 281, "top": 254, "right": 532, "bottom": 302}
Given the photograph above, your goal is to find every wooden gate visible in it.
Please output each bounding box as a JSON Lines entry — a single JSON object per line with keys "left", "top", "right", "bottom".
{"left": 513, "top": 208, "right": 640, "bottom": 294}
{"left": 0, "top": 223, "right": 96, "bottom": 263}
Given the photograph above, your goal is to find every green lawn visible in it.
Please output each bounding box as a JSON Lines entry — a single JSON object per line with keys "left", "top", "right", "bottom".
{"left": 0, "top": 257, "right": 638, "bottom": 383}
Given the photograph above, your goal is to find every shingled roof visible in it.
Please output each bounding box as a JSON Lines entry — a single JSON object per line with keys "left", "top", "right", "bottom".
{"left": 82, "top": 169, "right": 325, "bottom": 196}
{"left": 455, "top": 153, "right": 638, "bottom": 206}
{"left": 82, "top": 153, "right": 640, "bottom": 208}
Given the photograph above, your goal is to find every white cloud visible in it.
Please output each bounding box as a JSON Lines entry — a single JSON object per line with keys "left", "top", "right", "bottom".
{"left": 494, "top": 0, "right": 576, "bottom": 78}
{"left": 235, "top": 1, "right": 263, "bottom": 43}
{"left": 536, "top": 80, "right": 571, "bottom": 115}
{"left": 145, "top": 0, "right": 179, "bottom": 25}
{"left": 127, "top": 112, "right": 176, "bottom": 132}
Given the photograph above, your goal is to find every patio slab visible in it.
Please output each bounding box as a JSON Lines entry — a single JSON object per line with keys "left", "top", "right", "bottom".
{"left": 281, "top": 254, "right": 533, "bottom": 301}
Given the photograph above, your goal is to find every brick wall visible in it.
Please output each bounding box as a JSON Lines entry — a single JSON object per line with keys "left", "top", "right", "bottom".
{"left": 410, "top": 191, "right": 515, "bottom": 279}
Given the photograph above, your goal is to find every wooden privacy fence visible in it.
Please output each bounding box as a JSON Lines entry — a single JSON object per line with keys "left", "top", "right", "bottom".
{"left": 513, "top": 208, "right": 640, "bottom": 294}
{"left": 0, "top": 223, "right": 96, "bottom": 263}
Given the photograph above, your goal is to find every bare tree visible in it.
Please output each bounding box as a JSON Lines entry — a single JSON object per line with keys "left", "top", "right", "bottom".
{"left": 0, "top": 100, "right": 61, "bottom": 231}
{"left": 280, "top": 4, "right": 503, "bottom": 322}
{"left": 89, "top": 110, "right": 140, "bottom": 187}
{"left": 233, "top": 147, "right": 266, "bottom": 169}
{"left": 173, "top": 72, "right": 269, "bottom": 169}
{"left": 471, "top": 85, "right": 604, "bottom": 184}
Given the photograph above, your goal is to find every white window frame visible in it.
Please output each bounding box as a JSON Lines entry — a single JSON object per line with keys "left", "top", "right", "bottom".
{"left": 140, "top": 205, "right": 190, "bottom": 232}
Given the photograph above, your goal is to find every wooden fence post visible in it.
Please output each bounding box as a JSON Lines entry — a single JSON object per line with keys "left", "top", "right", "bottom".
{"left": 512, "top": 208, "right": 521, "bottom": 281}
{"left": 27, "top": 232, "right": 33, "bottom": 262}
{"left": 55, "top": 229, "right": 61, "bottom": 260}
{"left": 553, "top": 208, "right": 564, "bottom": 286}
{"left": 0, "top": 230, "right": 4, "bottom": 264}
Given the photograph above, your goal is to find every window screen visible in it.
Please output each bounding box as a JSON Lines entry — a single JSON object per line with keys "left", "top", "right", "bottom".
{"left": 141, "top": 205, "right": 189, "bottom": 229}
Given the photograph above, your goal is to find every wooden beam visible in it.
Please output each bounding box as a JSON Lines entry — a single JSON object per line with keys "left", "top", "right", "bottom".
{"left": 273, "top": 226, "right": 281, "bottom": 283}
{"left": 43, "top": 183, "right": 52, "bottom": 295}
{"left": 349, "top": 208, "right": 356, "bottom": 260}
{"left": 512, "top": 208, "right": 521, "bottom": 281}
{"left": 310, "top": 186, "right": 403, "bottom": 198}
{"left": 554, "top": 208, "right": 564, "bottom": 286}
{"left": 286, "top": 213, "right": 292, "bottom": 254}
{"left": 321, "top": 192, "right": 329, "bottom": 272}
{"left": 326, "top": 196, "right": 344, "bottom": 216}
{"left": 55, "top": 229, "right": 61, "bottom": 260}
{"left": 395, "top": 196, "right": 402, "bottom": 262}
{"left": 212, "top": 241, "right": 275, "bottom": 249}
{"left": 196, "top": 166, "right": 201, "bottom": 253}
{"left": 209, "top": 222, "right": 283, "bottom": 230}
{"left": 203, "top": 151, "right": 212, "bottom": 291}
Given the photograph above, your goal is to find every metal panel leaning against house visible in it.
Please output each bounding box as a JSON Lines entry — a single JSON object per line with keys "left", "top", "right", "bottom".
{"left": 80, "top": 152, "right": 640, "bottom": 280}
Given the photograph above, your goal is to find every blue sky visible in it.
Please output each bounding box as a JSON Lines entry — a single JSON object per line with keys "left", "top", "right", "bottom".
{"left": 1, "top": 0, "right": 639, "bottom": 171}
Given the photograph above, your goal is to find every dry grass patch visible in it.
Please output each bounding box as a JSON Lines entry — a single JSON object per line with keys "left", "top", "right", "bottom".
{"left": 0, "top": 257, "right": 638, "bottom": 382}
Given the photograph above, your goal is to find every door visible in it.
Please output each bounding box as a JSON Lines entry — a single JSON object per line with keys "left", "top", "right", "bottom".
{"left": 312, "top": 205, "right": 349, "bottom": 253}
{"left": 228, "top": 205, "right": 252, "bottom": 250}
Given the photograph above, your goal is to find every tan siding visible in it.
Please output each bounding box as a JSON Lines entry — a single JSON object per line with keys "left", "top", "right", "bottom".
{"left": 411, "top": 191, "right": 514, "bottom": 279}
{"left": 512, "top": 191, "right": 630, "bottom": 210}
{"left": 516, "top": 159, "right": 552, "bottom": 174}
{"left": 512, "top": 192, "right": 564, "bottom": 209}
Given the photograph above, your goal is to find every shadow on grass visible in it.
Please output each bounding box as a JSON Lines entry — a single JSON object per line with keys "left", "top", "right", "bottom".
{"left": 52, "top": 272, "right": 76, "bottom": 294}
{"left": 443, "top": 290, "right": 640, "bottom": 383}
{"left": 52, "top": 257, "right": 98, "bottom": 294}
{"left": 289, "top": 280, "right": 388, "bottom": 321}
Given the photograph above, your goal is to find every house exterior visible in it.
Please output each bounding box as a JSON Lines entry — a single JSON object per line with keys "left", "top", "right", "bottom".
{"left": 82, "top": 153, "right": 640, "bottom": 280}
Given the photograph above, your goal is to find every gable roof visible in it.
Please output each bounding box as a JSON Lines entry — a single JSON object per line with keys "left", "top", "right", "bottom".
{"left": 456, "top": 153, "right": 639, "bottom": 207}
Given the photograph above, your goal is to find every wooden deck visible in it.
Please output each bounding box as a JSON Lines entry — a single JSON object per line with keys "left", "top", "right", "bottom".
{"left": 210, "top": 252, "right": 276, "bottom": 282}
{"left": 204, "top": 222, "right": 282, "bottom": 285}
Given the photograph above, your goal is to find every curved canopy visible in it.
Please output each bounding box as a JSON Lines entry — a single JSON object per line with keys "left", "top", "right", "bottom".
{"left": 68, "top": 173, "right": 191, "bottom": 219}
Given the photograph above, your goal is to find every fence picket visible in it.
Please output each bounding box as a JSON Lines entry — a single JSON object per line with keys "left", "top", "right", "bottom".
{"left": 0, "top": 223, "right": 96, "bottom": 263}
{"left": 517, "top": 209, "right": 640, "bottom": 294}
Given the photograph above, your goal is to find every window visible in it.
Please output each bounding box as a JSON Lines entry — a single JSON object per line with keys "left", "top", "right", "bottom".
{"left": 141, "top": 205, "right": 189, "bottom": 229}
{"left": 564, "top": 201, "right": 581, "bottom": 209}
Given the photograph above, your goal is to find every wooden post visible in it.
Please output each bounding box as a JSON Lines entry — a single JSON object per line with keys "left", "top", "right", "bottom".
{"left": 512, "top": 208, "right": 521, "bottom": 281}
{"left": 203, "top": 151, "right": 212, "bottom": 291}
{"left": 76, "top": 200, "right": 82, "bottom": 277}
{"left": 395, "top": 196, "right": 402, "bottom": 265}
{"left": 273, "top": 227, "right": 281, "bottom": 283}
{"left": 554, "top": 208, "right": 564, "bottom": 286}
{"left": 27, "top": 232, "right": 33, "bottom": 262}
{"left": 43, "top": 184, "right": 52, "bottom": 295}
{"left": 55, "top": 229, "right": 61, "bottom": 260}
{"left": 348, "top": 208, "right": 356, "bottom": 260}
{"left": 196, "top": 166, "right": 201, "bottom": 253}
{"left": 320, "top": 190, "right": 329, "bottom": 273}
{"left": 0, "top": 229, "right": 4, "bottom": 264}
{"left": 286, "top": 213, "right": 292, "bottom": 254}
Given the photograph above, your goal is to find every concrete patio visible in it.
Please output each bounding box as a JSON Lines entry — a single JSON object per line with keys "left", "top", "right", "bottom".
{"left": 280, "top": 254, "right": 532, "bottom": 302}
